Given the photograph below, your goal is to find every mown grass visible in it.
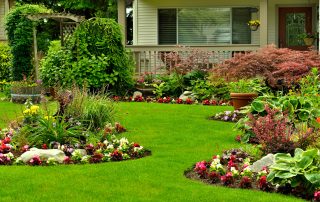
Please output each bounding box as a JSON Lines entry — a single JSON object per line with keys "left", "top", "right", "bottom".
{"left": 0, "top": 102, "right": 303, "bottom": 202}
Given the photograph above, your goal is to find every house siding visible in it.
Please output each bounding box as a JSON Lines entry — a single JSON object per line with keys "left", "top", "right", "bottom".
{"left": 134, "top": 0, "right": 317, "bottom": 46}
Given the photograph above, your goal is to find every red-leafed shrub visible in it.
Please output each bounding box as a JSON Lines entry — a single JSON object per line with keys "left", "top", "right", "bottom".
{"left": 247, "top": 105, "right": 295, "bottom": 154}
{"left": 212, "top": 45, "right": 320, "bottom": 89}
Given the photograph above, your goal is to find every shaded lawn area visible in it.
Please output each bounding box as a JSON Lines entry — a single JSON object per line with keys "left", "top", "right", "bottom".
{"left": 0, "top": 102, "right": 303, "bottom": 202}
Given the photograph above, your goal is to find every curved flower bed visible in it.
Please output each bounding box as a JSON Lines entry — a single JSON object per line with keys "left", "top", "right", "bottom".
{"left": 0, "top": 126, "right": 150, "bottom": 166}
{"left": 185, "top": 149, "right": 320, "bottom": 201}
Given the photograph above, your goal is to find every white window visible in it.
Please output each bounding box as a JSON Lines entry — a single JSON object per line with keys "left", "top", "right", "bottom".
{"left": 158, "top": 8, "right": 252, "bottom": 45}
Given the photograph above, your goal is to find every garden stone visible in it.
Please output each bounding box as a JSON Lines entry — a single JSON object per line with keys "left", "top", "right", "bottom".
{"left": 133, "top": 91, "right": 143, "bottom": 99}
{"left": 20, "top": 148, "right": 66, "bottom": 163}
{"left": 179, "top": 91, "right": 196, "bottom": 101}
{"left": 250, "top": 154, "right": 275, "bottom": 172}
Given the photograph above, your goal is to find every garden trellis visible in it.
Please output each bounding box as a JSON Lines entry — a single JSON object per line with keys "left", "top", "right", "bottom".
{"left": 26, "top": 13, "right": 85, "bottom": 80}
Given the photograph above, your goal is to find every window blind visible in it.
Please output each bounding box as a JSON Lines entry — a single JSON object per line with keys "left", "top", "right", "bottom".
{"left": 158, "top": 9, "right": 177, "bottom": 45}
{"left": 232, "top": 8, "right": 251, "bottom": 44}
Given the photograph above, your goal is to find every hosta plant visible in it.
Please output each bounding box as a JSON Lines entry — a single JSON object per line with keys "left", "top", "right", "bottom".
{"left": 267, "top": 148, "right": 320, "bottom": 199}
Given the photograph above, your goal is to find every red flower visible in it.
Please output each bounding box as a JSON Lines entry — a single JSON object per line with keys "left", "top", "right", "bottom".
{"left": 176, "top": 98, "right": 183, "bottom": 104}
{"left": 258, "top": 176, "right": 268, "bottom": 190}
{"left": 42, "top": 144, "right": 48, "bottom": 149}
{"left": 210, "top": 100, "right": 217, "bottom": 105}
{"left": 239, "top": 176, "right": 252, "bottom": 188}
{"left": 157, "top": 98, "right": 163, "bottom": 103}
{"left": 2, "top": 137, "right": 11, "bottom": 144}
{"left": 185, "top": 98, "right": 193, "bottom": 104}
{"left": 133, "top": 143, "right": 140, "bottom": 147}
{"left": 29, "top": 155, "right": 42, "bottom": 166}
{"left": 316, "top": 117, "right": 320, "bottom": 124}
{"left": 202, "top": 100, "right": 210, "bottom": 105}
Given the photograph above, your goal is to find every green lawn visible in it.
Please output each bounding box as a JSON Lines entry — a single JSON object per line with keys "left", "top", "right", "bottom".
{"left": 0, "top": 102, "right": 304, "bottom": 202}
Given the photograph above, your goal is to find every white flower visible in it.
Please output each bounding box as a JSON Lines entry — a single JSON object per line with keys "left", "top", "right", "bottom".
{"left": 107, "top": 144, "right": 114, "bottom": 150}
{"left": 81, "top": 155, "right": 90, "bottom": 163}
{"left": 47, "top": 157, "right": 57, "bottom": 164}
{"left": 103, "top": 140, "right": 109, "bottom": 145}
{"left": 119, "top": 137, "right": 129, "bottom": 146}
{"left": 133, "top": 146, "right": 143, "bottom": 152}
{"left": 212, "top": 158, "right": 220, "bottom": 164}
{"left": 4, "top": 152, "right": 14, "bottom": 159}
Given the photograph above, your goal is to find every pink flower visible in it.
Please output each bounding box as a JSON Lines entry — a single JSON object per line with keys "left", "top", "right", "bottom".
{"left": 29, "top": 155, "right": 42, "bottom": 166}
{"left": 314, "top": 191, "right": 320, "bottom": 201}
{"left": 21, "top": 145, "right": 29, "bottom": 153}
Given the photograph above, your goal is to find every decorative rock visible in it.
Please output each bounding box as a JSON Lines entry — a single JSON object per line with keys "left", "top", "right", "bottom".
{"left": 20, "top": 148, "right": 66, "bottom": 163}
{"left": 179, "top": 91, "right": 196, "bottom": 101}
{"left": 133, "top": 91, "right": 143, "bottom": 99}
{"left": 249, "top": 154, "right": 275, "bottom": 172}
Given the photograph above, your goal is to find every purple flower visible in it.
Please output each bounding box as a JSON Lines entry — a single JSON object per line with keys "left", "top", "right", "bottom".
{"left": 223, "top": 116, "right": 229, "bottom": 121}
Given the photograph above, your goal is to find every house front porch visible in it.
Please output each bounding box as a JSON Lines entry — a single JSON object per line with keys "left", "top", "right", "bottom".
{"left": 118, "top": 0, "right": 320, "bottom": 75}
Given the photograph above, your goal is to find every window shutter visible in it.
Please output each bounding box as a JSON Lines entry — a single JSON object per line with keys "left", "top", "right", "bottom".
{"left": 178, "top": 8, "right": 231, "bottom": 44}
{"left": 232, "top": 8, "right": 251, "bottom": 44}
{"left": 158, "top": 9, "right": 177, "bottom": 45}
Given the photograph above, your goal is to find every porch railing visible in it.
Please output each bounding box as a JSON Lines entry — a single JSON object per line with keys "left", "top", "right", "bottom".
{"left": 126, "top": 45, "right": 260, "bottom": 75}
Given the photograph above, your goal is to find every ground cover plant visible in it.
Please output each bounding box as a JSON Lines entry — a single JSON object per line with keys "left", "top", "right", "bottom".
{"left": 0, "top": 102, "right": 304, "bottom": 202}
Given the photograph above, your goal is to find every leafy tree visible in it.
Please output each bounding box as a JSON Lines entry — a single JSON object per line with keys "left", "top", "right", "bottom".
{"left": 5, "top": 4, "right": 51, "bottom": 80}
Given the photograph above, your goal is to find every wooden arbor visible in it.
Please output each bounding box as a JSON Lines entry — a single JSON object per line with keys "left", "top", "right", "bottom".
{"left": 26, "top": 13, "right": 85, "bottom": 80}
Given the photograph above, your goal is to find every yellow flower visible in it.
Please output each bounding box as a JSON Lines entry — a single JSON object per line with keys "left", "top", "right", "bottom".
{"left": 23, "top": 109, "right": 31, "bottom": 115}
{"left": 30, "top": 105, "right": 39, "bottom": 114}
{"left": 44, "top": 116, "right": 55, "bottom": 121}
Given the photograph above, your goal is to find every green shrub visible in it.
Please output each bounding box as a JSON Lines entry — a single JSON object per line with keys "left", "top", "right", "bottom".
{"left": 40, "top": 40, "right": 71, "bottom": 87}
{"left": 66, "top": 17, "right": 134, "bottom": 94}
{"left": 5, "top": 4, "right": 51, "bottom": 80}
{"left": 0, "top": 43, "right": 12, "bottom": 81}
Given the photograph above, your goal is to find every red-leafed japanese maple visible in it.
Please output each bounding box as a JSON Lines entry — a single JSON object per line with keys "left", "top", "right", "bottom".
{"left": 212, "top": 45, "right": 320, "bottom": 89}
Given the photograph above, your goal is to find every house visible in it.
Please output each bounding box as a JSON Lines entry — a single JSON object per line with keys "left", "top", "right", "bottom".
{"left": 117, "top": 0, "right": 320, "bottom": 74}
{"left": 0, "top": 0, "right": 14, "bottom": 41}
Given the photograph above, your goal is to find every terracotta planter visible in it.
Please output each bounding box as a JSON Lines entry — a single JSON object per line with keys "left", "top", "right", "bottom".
{"left": 303, "top": 38, "right": 315, "bottom": 46}
{"left": 230, "top": 93, "right": 258, "bottom": 110}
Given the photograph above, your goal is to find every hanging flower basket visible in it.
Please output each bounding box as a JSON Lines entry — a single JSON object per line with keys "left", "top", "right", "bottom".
{"left": 249, "top": 25, "right": 260, "bottom": 31}
{"left": 247, "top": 20, "right": 260, "bottom": 31}
{"left": 303, "top": 38, "right": 315, "bottom": 46}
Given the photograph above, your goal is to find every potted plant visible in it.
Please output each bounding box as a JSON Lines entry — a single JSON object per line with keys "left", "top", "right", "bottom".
{"left": 229, "top": 79, "right": 261, "bottom": 109}
{"left": 135, "top": 72, "right": 159, "bottom": 96}
{"left": 299, "top": 32, "right": 317, "bottom": 46}
{"left": 247, "top": 20, "right": 260, "bottom": 31}
{"left": 10, "top": 80, "right": 42, "bottom": 103}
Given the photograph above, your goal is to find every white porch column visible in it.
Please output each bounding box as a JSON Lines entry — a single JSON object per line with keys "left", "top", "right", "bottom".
{"left": 4, "top": 0, "right": 10, "bottom": 40}
{"left": 4, "top": 0, "right": 9, "bottom": 13}
{"left": 118, "top": 0, "right": 127, "bottom": 45}
{"left": 259, "top": 0, "right": 268, "bottom": 47}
